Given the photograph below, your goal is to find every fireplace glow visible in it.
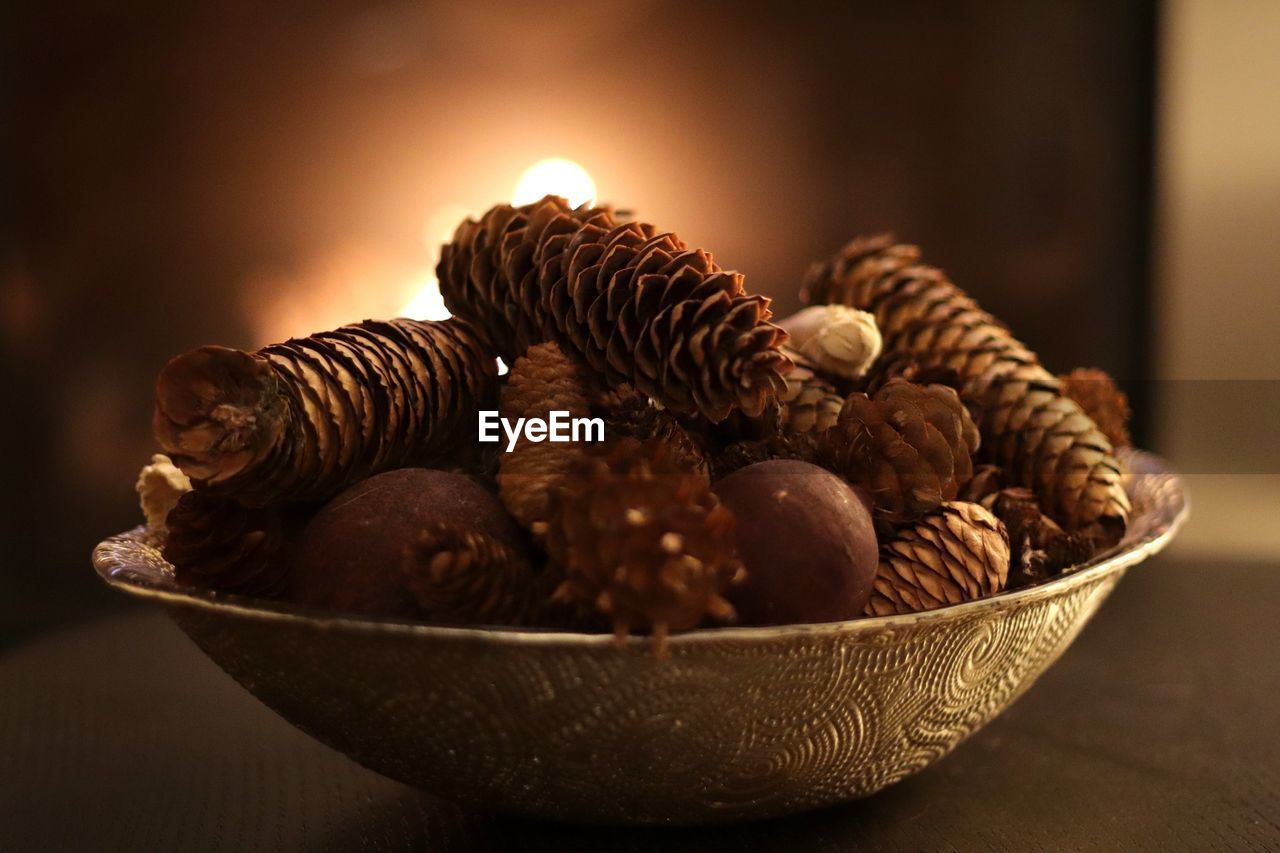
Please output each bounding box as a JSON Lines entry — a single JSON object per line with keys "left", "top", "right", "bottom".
{"left": 399, "top": 159, "right": 596, "bottom": 321}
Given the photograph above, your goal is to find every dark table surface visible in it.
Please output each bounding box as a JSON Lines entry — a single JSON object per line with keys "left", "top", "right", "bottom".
{"left": 3, "top": 553, "right": 1279, "bottom": 852}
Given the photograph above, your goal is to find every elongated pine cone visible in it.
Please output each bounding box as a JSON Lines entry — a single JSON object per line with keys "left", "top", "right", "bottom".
{"left": 866, "top": 501, "right": 1010, "bottom": 616}
{"left": 401, "top": 521, "right": 553, "bottom": 626}
{"left": 1059, "top": 367, "right": 1132, "bottom": 449}
{"left": 496, "top": 341, "right": 598, "bottom": 530}
{"left": 544, "top": 438, "right": 744, "bottom": 650}
{"left": 820, "top": 379, "right": 980, "bottom": 527}
{"left": 438, "top": 195, "right": 792, "bottom": 422}
{"left": 154, "top": 317, "right": 498, "bottom": 507}
{"left": 803, "top": 234, "right": 1129, "bottom": 539}
{"left": 163, "top": 490, "right": 289, "bottom": 597}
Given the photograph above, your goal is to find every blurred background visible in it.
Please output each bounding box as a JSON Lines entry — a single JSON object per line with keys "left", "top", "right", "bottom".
{"left": 1, "top": 0, "right": 1276, "bottom": 644}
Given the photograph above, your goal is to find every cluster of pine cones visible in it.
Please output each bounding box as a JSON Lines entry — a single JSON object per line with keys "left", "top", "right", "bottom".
{"left": 148, "top": 195, "right": 1134, "bottom": 645}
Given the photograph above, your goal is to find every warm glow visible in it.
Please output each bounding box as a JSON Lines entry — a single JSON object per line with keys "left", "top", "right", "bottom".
{"left": 398, "top": 272, "right": 451, "bottom": 321}
{"left": 399, "top": 204, "right": 474, "bottom": 320}
{"left": 401, "top": 159, "right": 597, "bottom": 319}
{"left": 512, "top": 158, "right": 597, "bottom": 207}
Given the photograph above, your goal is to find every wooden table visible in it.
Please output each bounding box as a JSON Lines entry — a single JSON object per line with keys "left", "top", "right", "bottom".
{"left": 3, "top": 554, "right": 1278, "bottom": 851}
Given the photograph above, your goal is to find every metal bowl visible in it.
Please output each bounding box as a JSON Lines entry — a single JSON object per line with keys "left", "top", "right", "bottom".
{"left": 93, "top": 451, "right": 1186, "bottom": 825}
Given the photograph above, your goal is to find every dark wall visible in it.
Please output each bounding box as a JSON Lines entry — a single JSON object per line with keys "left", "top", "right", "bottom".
{"left": 0, "top": 0, "right": 1156, "bottom": 638}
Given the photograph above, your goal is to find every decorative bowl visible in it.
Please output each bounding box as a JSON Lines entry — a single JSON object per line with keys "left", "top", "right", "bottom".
{"left": 93, "top": 450, "right": 1186, "bottom": 825}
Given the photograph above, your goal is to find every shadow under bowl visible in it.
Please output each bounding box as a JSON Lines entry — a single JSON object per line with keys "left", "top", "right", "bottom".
{"left": 93, "top": 450, "right": 1187, "bottom": 825}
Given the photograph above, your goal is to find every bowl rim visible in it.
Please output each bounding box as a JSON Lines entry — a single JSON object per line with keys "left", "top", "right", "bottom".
{"left": 92, "top": 450, "right": 1188, "bottom": 648}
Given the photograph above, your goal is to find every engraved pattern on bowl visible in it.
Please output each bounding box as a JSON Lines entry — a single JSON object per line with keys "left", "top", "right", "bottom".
{"left": 92, "top": 451, "right": 1187, "bottom": 825}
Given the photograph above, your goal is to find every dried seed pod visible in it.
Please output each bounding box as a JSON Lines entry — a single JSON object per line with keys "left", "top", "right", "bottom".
{"left": 543, "top": 438, "right": 744, "bottom": 652}
{"left": 163, "top": 490, "right": 290, "bottom": 597}
{"left": 438, "top": 195, "right": 793, "bottom": 422}
{"left": 153, "top": 317, "right": 499, "bottom": 507}
{"left": 820, "top": 379, "right": 980, "bottom": 527}
{"left": 777, "top": 305, "right": 882, "bottom": 381}
{"left": 136, "top": 453, "right": 192, "bottom": 536}
{"left": 401, "top": 521, "right": 553, "bottom": 626}
{"left": 803, "top": 234, "right": 1129, "bottom": 539}
{"left": 865, "top": 501, "right": 1010, "bottom": 616}
{"left": 1058, "top": 367, "right": 1132, "bottom": 448}
{"left": 982, "top": 487, "right": 1099, "bottom": 587}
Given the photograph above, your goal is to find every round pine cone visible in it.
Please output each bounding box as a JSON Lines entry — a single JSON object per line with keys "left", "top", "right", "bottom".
{"left": 402, "top": 521, "right": 553, "bottom": 627}
{"left": 544, "top": 437, "right": 744, "bottom": 650}
{"left": 605, "top": 391, "right": 710, "bottom": 479}
{"left": 1058, "top": 368, "right": 1132, "bottom": 449}
{"left": 438, "top": 195, "right": 792, "bottom": 422}
{"left": 820, "top": 378, "right": 980, "bottom": 527}
{"left": 163, "top": 490, "right": 289, "bottom": 597}
{"left": 866, "top": 501, "right": 1010, "bottom": 616}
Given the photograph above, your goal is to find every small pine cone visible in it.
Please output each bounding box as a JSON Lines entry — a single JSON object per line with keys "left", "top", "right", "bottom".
{"left": 711, "top": 433, "right": 820, "bottom": 480}
{"left": 865, "top": 501, "right": 1010, "bottom": 616}
{"left": 711, "top": 350, "right": 845, "bottom": 444}
{"left": 1059, "top": 368, "right": 1132, "bottom": 448}
{"left": 820, "top": 379, "right": 980, "bottom": 527}
{"left": 438, "top": 195, "right": 793, "bottom": 422}
{"left": 775, "top": 352, "right": 846, "bottom": 434}
{"left": 982, "top": 487, "right": 1100, "bottom": 587}
{"left": 606, "top": 391, "right": 710, "bottom": 479}
{"left": 959, "top": 464, "right": 1005, "bottom": 502}
{"left": 401, "top": 522, "right": 554, "bottom": 626}
{"left": 496, "top": 342, "right": 597, "bottom": 530}
{"left": 153, "top": 317, "right": 498, "bottom": 507}
{"left": 803, "top": 234, "right": 1130, "bottom": 537}
{"left": 544, "top": 438, "right": 744, "bottom": 652}
{"left": 163, "top": 490, "right": 289, "bottom": 597}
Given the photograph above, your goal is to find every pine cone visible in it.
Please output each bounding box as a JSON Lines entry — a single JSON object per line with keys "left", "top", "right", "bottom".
{"left": 154, "top": 317, "right": 498, "bottom": 507}
{"left": 803, "top": 234, "right": 1130, "bottom": 538}
{"left": 163, "top": 490, "right": 289, "bottom": 597}
{"left": 819, "top": 379, "right": 980, "bottom": 527}
{"left": 959, "top": 464, "right": 1005, "bottom": 503}
{"left": 1059, "top": 367, "right": 1132, "bottom": 448}
{"left": 606, "top": 391, "right": 710, "bottom": 479}
{"left": 438, "top": 195, "right": 793, "bottom": 422}
{"left": 865, "top": 501, "right": 1010, "bottom": 616}
{"left": 711, "top": 433, "right": 821, "bottom": 480}
{"left": 544, "top": 438, "right": 744, "bottom": 652}
{"left": 982, "top": 487, "right": 1100, "bottom": 587}
{"left": 496, "top": 342, "right": 597, "bottom": 530}
{"left": 401, "top": 521, "right": 553, "bottom": 626}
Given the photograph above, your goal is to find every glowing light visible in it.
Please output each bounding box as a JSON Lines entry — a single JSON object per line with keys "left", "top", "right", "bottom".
{"left": 512, "top": 158, "right": 597, "bottom": 207}
{"left": 398, "top": 272, "right": 451, "bottom": 320}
